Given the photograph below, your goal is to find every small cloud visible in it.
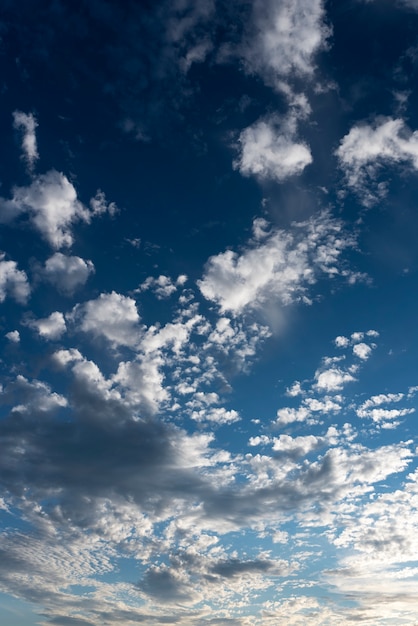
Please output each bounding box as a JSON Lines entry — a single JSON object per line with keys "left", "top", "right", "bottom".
{"left": 234, "top": 112, "right": 312, "bottom": 182}
{"left": 89, "top": 189, "right": 118, "bottom": 216}
{"left": 13, "top": 110, "right": 39, "bottom": 171}
{"left": 5, "top": 330, "right": 20, "bottom": 343}
{"left": 28, "top": 311, "right": 67, "bottom": 340}
{"left": 353, "top": 342, "right": 373, "bottom": 360}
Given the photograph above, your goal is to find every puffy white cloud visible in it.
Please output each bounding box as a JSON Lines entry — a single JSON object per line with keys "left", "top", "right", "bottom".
{"left": 242, "top": 0, "right": 330, "bottom": 85}
{"left": 276, "top": 406, "right": 311, "bottom": 425}
{"left": 0, "top": 171, "right": 118, "bottom": 248}
{"left": 72, "top": 291, "right": 142, "bottom": 348}
{"left": 42, "top": 252, "right": 95, "bottom": 295}
{"left": 353, "top": 342, "right": 373, "bottom": 360}
{"left": 314, "top": 366, "right": 356, "bottom": 392}
{"left": 198, "top": 211, "right": 355, "bottom": 315}
{"left": 12, "top": 110, "right": 38, "bottom": 170}
{"left": 190, "top": 407, "right": 240, "bottom": 424}
{"left": 334, "top": 335, "right": 349, "bottom": 348}
{"left": 112, "top": 357, "right": 168, "bottom": 416}
{"left": 336, "top": 117, "right": 418, "bottom": 205}
{"left": 272, "top": 434, "right": 321, "bottom": 456}
{"left": 0, "top": 170, "right": 89, "bottom": 248}
{"left": 234, "top": 112, "right": 312, "bottom": 182}
{"left": 29, "top": 311, "right": 66, "bottom": 340}
{"left": 5, "top": 330, "right": 20, "bottom": 343}
{"left": 0, "top": 253, "right": 30, "bottom": 304}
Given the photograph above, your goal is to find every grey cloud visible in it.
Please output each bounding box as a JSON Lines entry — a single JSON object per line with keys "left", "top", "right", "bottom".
{"left": 139, "top": 567, "right": 194, "bottom": 603}
{"left": 210, "top": 558, "right": 273, "bottom": 578}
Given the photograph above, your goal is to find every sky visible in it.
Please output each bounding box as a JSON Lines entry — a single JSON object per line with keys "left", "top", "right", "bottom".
{"left": 1, "top": 1, "right": 418, "bottom": 624}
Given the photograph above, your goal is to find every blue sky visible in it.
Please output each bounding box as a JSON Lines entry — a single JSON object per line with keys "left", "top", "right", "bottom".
{"left": 1, "top": 1, "right": 418, "bottom": 624}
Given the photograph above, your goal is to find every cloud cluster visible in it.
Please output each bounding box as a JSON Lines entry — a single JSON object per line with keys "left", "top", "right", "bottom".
{"left": 198, "top": 210, "right": 356, "bottom": 315}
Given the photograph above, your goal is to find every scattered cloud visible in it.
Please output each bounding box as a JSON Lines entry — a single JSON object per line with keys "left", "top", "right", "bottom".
{"left": 198, "top": 210, "right": 356, "bottom": 316}
{"left": 137, "top": 274, "right": 188, "bottom": 299}
{"left": 12, "top": 110, "right": 39, "bottom": 171}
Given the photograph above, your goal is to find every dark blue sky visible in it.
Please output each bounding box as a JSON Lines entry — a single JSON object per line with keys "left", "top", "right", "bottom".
{"left": 1, "top": 1, "right": 418, "bottom": 625}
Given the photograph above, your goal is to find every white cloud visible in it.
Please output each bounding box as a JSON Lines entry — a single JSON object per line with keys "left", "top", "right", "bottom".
{"left": 72, "top": 291, "right": 142, "bottom": 348}
{"left": 89, "top": 189, "right": 118, "bottom": 216}
{"left": 0, "top": 253, "right": 30, "bottom": 304}
{"left": 0, "top": 171, "right": 118, "bottom": 248}
{"left": 29, "top": 311, "right": 66, "bottom": 340}
{"left": 334, "top": 335, "right": 349, "bottom": 348}
{"left": 190, "top": 407, "right": 240, "bottom": 424}
{"left": 234, "top": 112, "right": 312, "bottom": 182}
{"left": 272, "top": 434, "right": 320, "bottom": 456}
{"left": 0, "top": 170, "right": 89, "bottom": 248}
{"left": 112, "top": 357, "right": 168, "bottom": 416}
{"left": 43, "top": 252, "right": 95, "bottom": 294}
{"left": 276, "top": 406, "right": 311, "bottom": 425}
{"left": 12, "top": 110, "right": 39, "bottom": 170}
{"left": 336, "top": 117, "right": 418, "bottom": 205}
{"left": 315, "top": 366, "right": 356, "bottom": 392}
{"left": 242, "top": 0, "right": 330, "bottom": 85}
{"left": 357, "top": 393, "right": 414, "bottom": 424}
{"left": 352, "top": 342, "right": 373, "bottom": 360}
{"left": 198, "top": 210, "right": 355, "bottom": 316}
{"left": 138, "top": 274, "right": 187, "bottom": 299}
{"left": 5, "top": 330, "right": 20, "bottom": 343}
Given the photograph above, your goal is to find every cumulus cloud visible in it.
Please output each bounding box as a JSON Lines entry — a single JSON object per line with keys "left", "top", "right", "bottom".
{"left": 198, "top": 210, "right": 355, "bottom": 316}
{"left": 234, "top": 111, "right": 312, "bottom": 182}
{"left": 336, "top": 117, "right": 418, "bottom": 206}
{"left": 314, "top": 366, "right": 356, "bottom": 392}
{"left": 0, "top": 171, "right": 117, "bottom": 248}
{"left": 71, "top": 291, "right": 142, "bottom": 348}
{"left": 42, "top": 252, "right": 95, "bottom": 295}
{"left": 353, "top": 342, "right": 373, "bottom": 360}
{"left": 1, "top": 374, "right": 67, "bottom": 414}
{"left": 28, "top": 311, "right": 66, "bottom": 340}
{"left": 0, "top": 253, "right": 30, "bottom": 304}
{"left": 5, "top": 330, "right": 20, "bottom": 343}
{"left": 12, "top": 110, "right": 39, "bottom": 170}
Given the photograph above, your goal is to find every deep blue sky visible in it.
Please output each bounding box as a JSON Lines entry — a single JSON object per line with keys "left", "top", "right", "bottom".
{"left": 1, "top": 1, "right": 418, "bottom": 625}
